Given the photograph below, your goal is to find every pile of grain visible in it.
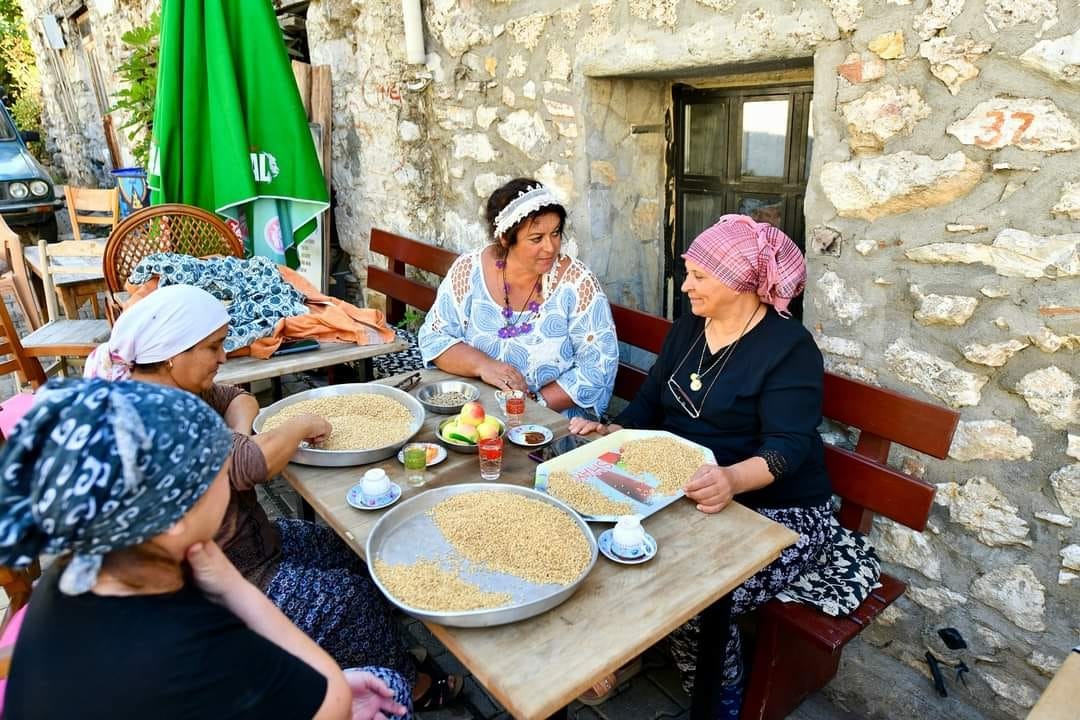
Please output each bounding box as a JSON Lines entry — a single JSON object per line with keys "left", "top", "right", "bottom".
{"left": 374, "top": 559, "right": 510, "bottom": 611}
{"left": 427, "top": 391, "right": 470, "bottom": 407}
{"left": 262, "top": 394, "right": 413, "bottom": 450}
{"left": 546, "top": 470, "right": 633, "bottom": 517}
{"left": 430, "top": 491, "right": 591, "bottom": 586}
{"left": 620, "top": 437, "right": 706, "bottom": 495}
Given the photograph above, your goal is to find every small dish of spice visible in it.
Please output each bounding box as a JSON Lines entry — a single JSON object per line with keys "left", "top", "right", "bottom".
{"left": 507, "top": 424, "right": 554, "bottom": 448}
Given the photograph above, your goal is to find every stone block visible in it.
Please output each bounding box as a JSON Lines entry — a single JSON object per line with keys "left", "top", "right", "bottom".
{"left": 873, "top": 518, "right": 942, "bottom": 580}
{"left": 1050, "top": 463, "right": 1080, "bottom": 517}
{"left": 935, "top": 477, "right": 1031, "bottom": 547}
{"left": 884, "top": 340, "right": 987, "bottom": 407}
{"left": 821, "top": 151, "right": 982, "bottom": 222}
{"left": 841, "top": 85, "right": 930, "bottom": 154}
{"left": 919, "top": 36, "right": 991, "bottom": 95}
{"left": 970, "top": 564, "right": 1046, "bottom": 633}
{"left": 809, "top": 226, "right": 842, "bottom": 255}
{"left": 1029, "top": 326, "right": 1080, "bottom": 353}
{"left": 837, "top": 52, "right": 886, "bottom": 84}
{"left": 910, "top": 284, "right": 977, "bottom": 326}
{"left": 1016, "top": 367, "right": 1080, "bottom": 429}
{"left": 497, "top": 110, "right": 550, "bottom": 159}
{"left": 984, "top": 0, "right": 1057, "bottom": 32}
{"left": 913, "top": 0, "right": 964, "bottom": 40}
{"left": 1021, "top": 29, "right": 1080, "bottom": 86}
{"left": 905, "top": 228, "right": 1080, "bottom": 279}
{"left": 813, "top": 271, "right": 866, "bottom": 326}
{"left": 947, "top": 98, "right": 1080, "bottom": 152}
{"left": 868, "top": 31, "right": 905, "bottom": 59}
{"left": 907, "top": 585, "right": 967, "bottom": 612}
{"left": 960, "top": 339, "right": 1028, "bottom": 367}
{"left": 949, "top": 420, "right": 1033, "bottom": 461}
{"left": 1051, "top": 181, "right": 1080, "bottom": 219}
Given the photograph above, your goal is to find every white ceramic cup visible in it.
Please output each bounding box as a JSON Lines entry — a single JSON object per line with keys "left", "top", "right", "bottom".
{"left": 360, "top": 468, "right": 391, "bottom": 498}
{"left": 611, "top": 515, "right": 646, "bottom": 557}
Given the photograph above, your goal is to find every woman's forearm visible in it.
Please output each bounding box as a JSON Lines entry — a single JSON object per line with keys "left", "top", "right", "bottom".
{"left": 224, "top": 394, "right": 261, "bottom": 436}
{"left": 431, "top": 342, "right": 493, "bottom": 377}
{"left": 250, "top": 422, "right": 313, "bottom": 477}
{"left": 539, "top": 382, "right": 575, "bottom": 412}
{"left": 730, "top": 456, "right": 774, "bottom": 494}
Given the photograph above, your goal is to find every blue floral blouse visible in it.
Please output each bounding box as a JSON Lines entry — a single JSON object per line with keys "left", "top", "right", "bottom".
{"left": 417, "top": 250, "right": 619, "bottom": 418}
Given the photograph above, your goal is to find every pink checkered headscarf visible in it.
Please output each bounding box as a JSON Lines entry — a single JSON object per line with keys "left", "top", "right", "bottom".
{"left": 682, "top": 214, "right": 806, "bottom": 317}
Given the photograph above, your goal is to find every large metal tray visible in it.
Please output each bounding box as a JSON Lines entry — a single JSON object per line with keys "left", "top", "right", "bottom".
{"left": 366, "top": 484, "right": 597, "bottom": 628}
{"left": 252, "top": 383, "right": 425, "bottom": 467}
{"left": 534, "top": 429, "right": 716, "bottom": 523}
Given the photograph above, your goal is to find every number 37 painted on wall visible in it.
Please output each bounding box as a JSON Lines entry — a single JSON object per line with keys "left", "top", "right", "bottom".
{"left": 976, "top": 111, "right": 1035, "bottom": 148}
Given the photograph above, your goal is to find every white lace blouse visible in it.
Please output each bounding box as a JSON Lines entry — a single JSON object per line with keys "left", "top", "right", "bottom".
{"left": 417, "top": 249, "right": 619, "bottom": 418}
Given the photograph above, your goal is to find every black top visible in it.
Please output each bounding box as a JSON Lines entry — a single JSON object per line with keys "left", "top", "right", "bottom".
{"left": 615, "top": 309, "right": 832, "bottom": 509}
{"left": 6, "top": 565, "right": 327, "bottom": 720}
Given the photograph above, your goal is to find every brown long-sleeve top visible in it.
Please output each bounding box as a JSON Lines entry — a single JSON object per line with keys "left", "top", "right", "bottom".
{"left": 202, "top": 384, "right": 283, "bottom": 591}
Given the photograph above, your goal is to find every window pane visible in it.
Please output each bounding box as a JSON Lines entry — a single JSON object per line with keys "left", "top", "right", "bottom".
{"left": 736, "top": 195, "right": 785, "bottom": 229}
{"left": 684, "top": 102, "right": 726, "bottom": 177}
{"left": 681, "top": 192, "right": 725, "bottom": 248}
{"left": 741, "top": 99, "right": 789, "bottom": 178}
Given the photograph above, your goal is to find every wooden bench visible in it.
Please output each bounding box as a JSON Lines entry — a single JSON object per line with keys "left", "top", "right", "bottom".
{"left": 367, "top": 228, "right": 960, "bottom": 719}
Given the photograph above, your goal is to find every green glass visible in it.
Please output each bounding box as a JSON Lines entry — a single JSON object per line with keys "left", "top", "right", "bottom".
{"left": 403, "top": 444, "right": 427, "bottom": 487}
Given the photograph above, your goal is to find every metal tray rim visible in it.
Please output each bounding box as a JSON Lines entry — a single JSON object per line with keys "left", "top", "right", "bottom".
{"left": 252, "top": 383, "right": 426, "bottom": 466}
{"left": 366, "top": 483, "right": 598, "bottom": 627}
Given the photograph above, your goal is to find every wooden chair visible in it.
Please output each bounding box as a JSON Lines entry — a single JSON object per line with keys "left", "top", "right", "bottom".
{"left": 63, "top": 186, "right": 119, "bottom": 242}
{"left": 0, "top": 218, "right": 43, "bottom": 332}
{"left": 36, "top": 239, "right": 107, "bottom": 322}
{"left": 0, "top": 293, "right": 47, "bottom": 391}
{"left": 103, "top": 204, "right": 244, "bottom": 319}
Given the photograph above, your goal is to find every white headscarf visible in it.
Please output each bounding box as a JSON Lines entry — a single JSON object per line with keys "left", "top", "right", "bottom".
{"left": 84, "top": 285, "right": 230, "bottom": 381}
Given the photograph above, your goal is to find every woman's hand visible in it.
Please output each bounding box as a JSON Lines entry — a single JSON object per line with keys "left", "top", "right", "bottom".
{"left": 683, "top": 464, "right": 739, "bottom": 514}
{"left": 345, "top": 669, "right": 408, "bottom": 720}
{"left": 289, "top": 413, "right": 332, "bottom": 445}
{"left": 187, "top": 541, "right": 246, "bottom": 606}
{"left": 567, "top": 418, "right": 622, "bottom": 436}
{"left": 479, "top": 359, "right": 528, "bottom": 392}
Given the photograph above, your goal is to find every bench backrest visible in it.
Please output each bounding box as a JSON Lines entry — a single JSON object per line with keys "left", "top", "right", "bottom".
{"left": 368, "top": 228, "right": 958, "bottom": 535}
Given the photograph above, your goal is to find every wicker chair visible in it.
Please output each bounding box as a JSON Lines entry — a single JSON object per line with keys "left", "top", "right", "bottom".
{"left": 103, "top": 204, "right": 244, "bottom": 320}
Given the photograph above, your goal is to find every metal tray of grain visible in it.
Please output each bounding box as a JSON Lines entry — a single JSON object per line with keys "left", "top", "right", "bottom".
{"left": 366, "top": 484, "right": 597, "bottom": 628}
{"left": 252, "top": 383, "right": 425, "bottom": 467}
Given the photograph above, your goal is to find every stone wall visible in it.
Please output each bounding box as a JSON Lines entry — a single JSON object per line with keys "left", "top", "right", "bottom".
{"left": 19, "top": 0, "right": 158, "bottom": 185}
{"left": 22, "top": 0, "right": 1078, "bottom": 716}
{"left": 304, "top": 1, "right": 1077, "bottom": 717}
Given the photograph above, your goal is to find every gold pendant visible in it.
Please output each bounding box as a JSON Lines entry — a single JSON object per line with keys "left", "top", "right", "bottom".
{"left": 689, "top": 373, "right": 702, "bottom": 392}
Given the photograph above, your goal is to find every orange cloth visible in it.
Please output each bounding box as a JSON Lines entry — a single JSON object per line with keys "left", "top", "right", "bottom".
{"left": 124, "top": 266, "right": 395, "bottom": 358}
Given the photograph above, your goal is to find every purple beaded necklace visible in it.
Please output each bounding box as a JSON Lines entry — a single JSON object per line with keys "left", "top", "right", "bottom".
{"left": 496, "top": 258, "right": 542, "bottom": 339}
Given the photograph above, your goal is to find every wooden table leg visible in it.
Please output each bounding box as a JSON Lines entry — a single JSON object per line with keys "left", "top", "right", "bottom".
{"left": 690, "top": 595, "right": 734, "bottom": 720}
{"left": 546, "top": 708, "right": 569, "bottom": 719}
{"left": 60, "top": 287, "right": 80, "bottom": 320}
{"left": 299, "top": 496, "right": 316, "bottom": 523}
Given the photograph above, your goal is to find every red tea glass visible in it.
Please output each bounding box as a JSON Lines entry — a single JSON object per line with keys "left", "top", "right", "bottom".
{"left": 505, "top": 390, "right": 526, "bottom": 428}
{"left": 478, "top": 436, "right": 504, "bottom": 481}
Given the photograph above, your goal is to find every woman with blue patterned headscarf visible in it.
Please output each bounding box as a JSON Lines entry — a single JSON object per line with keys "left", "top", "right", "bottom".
{"left": 0, "top": 378, "right": 409, "bottom": 720}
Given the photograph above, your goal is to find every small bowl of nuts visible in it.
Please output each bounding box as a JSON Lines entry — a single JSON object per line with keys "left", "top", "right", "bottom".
{"left": 415, "top": 380, "right": 481, "bottom": 415}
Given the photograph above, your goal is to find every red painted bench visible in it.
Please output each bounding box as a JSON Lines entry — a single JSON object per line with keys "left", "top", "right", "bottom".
{"left": 368, "top": 228, "right": 960, "bottom": 719}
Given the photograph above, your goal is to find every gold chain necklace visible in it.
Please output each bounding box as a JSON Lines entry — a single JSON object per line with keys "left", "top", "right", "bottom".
{"left": 682, "top": 304, "right": 761, "bottom": 392}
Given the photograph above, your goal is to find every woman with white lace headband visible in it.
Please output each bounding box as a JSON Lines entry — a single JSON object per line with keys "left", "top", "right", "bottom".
{"left": 417, "top": 178, "right": 619, "bottom": 419}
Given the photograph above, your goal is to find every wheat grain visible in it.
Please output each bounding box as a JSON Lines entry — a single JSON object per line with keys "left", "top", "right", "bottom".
{"left": 262, "top": 394, "right": 413, "bottom": 450}
{"left": 373, "top": 559, "right": 511, "bottom": 611}
{"left": 545, "top": 470, "right": 633, "bottom": 517}
{"left": 619, "top": 437, "right": 705, "bottom": 495}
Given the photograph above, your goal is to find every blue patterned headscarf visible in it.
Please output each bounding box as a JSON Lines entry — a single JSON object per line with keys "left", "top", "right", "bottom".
{"left": 0, "top": 378, "right": 233, "bottom": 595}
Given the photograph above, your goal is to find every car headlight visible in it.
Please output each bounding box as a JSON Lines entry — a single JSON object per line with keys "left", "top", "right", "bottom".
{"left": 29, "top": 180, "right": 49, "bottom": 197}
{"left": 8, "top": 182, "right": 28, "bottom": 200}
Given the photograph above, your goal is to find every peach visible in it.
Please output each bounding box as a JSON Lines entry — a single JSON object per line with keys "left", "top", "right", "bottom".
{"left": 459, "top": 401, "right": 486, "bottom": 426}
{"left": 448, "top": 423, "right": 479, "bottom": 444}
{"left": 476, "top": 417, "right": 502, "bottom": 440}
{"left": 440, "top": 420, "right": 461, "bottom": 442}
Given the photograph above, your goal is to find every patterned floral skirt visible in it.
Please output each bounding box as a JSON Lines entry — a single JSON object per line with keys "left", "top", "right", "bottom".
{"left": 265, "top": 519, "right": 417, "bottom": 685}
{"left": 668, "top": 501, "right": 833, "bottom": 690}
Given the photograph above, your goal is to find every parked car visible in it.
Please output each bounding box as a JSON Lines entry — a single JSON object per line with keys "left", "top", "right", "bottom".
{"left": 0, "top": 102, "right": 60, "bottom": 242}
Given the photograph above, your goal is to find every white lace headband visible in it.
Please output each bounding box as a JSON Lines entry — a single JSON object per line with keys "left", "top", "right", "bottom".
{"left": 493, "top": 184, "right": 562, "bottom": 239}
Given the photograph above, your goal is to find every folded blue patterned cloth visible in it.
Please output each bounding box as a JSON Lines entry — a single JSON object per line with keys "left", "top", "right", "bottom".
{"left": 129, "top": 253, "right": 309, "bottom": 351}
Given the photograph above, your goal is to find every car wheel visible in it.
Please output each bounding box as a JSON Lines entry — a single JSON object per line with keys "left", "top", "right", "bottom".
{"left": 35, "top": 214, "right": 58, "bottom": 243}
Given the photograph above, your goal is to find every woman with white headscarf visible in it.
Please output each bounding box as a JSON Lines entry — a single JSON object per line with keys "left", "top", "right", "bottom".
{"left": 83, "top": 285, "right": 462, "bottom": 710}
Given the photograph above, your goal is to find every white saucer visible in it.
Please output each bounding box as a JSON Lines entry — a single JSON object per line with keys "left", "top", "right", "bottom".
{"left": 597, "top": 529, "right": 657, "bottom": 565}
{"left": 507, "top": 424, "right": 554, "bottom": 447}
{"left": 346, "top": 482, "right": 402, "bottom": 510}
{"left": 396, "top": 442, "right": 448, "bottom": 467}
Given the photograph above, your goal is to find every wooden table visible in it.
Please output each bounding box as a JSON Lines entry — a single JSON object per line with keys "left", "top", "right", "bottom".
{"left": 214, "top": 338, "right": 408, "bottom": 386}
{"left": 1029, "top": 650, "right": 1080, "bottom": 720}
{"left": 284, "top": 369, "right": 798, "bottom": 720}
{"left": 22, "top": 244, "right": 106, "bottom": 320}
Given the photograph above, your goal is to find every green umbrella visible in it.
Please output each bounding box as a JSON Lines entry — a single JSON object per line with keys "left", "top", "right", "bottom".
{"left": 148, "top": 0, "right": 328, "bottom": 267}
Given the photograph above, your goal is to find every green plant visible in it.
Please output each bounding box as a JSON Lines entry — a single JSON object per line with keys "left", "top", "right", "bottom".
{"left": 110, "top": 12, "right": 160, "bottom": 168}
{"left": 397, "top": 307, "right": 426, "bottom": 332}
{"left": 0, "top": 3, "right": 44, "bottom": 158}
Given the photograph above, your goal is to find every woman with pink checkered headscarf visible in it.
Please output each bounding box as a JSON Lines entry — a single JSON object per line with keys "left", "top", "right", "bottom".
{"left": 570, "top": 215, "right": 879, "bottom": 717}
